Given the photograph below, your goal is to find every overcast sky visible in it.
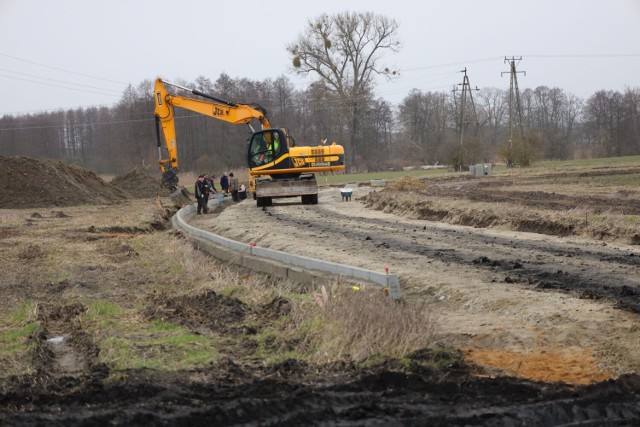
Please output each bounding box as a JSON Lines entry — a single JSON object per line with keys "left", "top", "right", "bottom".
{"left": 1, "top": 0, "right": 639, "bottom": 116}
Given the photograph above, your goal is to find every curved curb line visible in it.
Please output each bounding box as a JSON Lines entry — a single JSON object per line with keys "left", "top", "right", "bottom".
{"left": 173, "top": 202, "right": 402, "bottom": 299}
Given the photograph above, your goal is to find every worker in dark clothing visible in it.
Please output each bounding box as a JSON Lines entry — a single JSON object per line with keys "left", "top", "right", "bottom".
{"left": 220, "top": 173, "right": 229, "bottom": 196}
{"left": 229, "top": 172, "right": 240, "bottom": 202}
{"left": 195, "top": 175, "right": 209, "bottom": 214}
{"left": 202, "top": 174, "right": 213, "bottom": 210}
{"left": 205, "top": 175, "right": 218, "bottom": 194}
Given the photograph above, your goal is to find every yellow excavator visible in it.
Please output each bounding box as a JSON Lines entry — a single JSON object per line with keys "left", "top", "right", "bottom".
{"left": 154, "top": 78, "right": 345, "bottom": 206}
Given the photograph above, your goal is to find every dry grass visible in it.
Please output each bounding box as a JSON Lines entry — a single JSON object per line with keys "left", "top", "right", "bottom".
{"left": 158, "top": 237, "right": 280, "bottom": 298}
{"left": 291, "top": 284, "right": 438, "bottom": 362}
{"left": 1, "top": 196, "right": 444, "bottom": 377}
{"left": 0, "top": 209, "right": 24, "bottom": 225}
{"left": 388, "top": 176, "right": 429, "bottom": 192}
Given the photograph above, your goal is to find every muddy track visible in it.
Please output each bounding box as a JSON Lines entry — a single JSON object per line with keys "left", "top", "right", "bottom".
{"left": 3, "top": 359, "right": 640, "bottom": 426}
{"left": 427, "top": 183, "right": 640, "bottom": 214}
{"left": 355, "top": 205, "right": 640, "bottom": 311}
{"left": 31, "top": 303, "right": 105, "bottom": 381}
{"left": 224, "top": 197, "right": 640, "bottom": 313}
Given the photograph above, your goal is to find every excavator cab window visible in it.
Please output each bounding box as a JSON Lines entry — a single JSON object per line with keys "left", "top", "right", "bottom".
{"left": 248, "top": 130, "right": 285, "bottom": 167}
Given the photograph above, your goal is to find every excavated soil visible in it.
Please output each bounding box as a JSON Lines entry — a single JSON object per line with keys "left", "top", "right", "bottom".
{"left": 109, "top": 165, "right": 173, "bottom": 198}
{"left": 2, "top": 157, "right": 640, "bottom": 425}
{"left": 0, "top": 156, "right": 169, "bottom": 208}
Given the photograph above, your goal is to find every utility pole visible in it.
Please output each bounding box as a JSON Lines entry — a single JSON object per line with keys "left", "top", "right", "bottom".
{"left": 501, "top": 57, "right": 526, "bottom": 149}
{"left": 452, "top": 67, "right": 480, "bottom": 170}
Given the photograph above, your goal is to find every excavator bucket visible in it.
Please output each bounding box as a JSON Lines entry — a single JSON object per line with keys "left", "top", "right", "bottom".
{"left": 161, "top": 170, "right": 191, "bottom": 205}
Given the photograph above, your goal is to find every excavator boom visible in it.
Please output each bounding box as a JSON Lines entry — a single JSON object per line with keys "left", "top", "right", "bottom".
{"left": 153, "top": 78, "right": 345, "bottom": 206}
{"left": 154, "top": 79, "right": 270, "bottom": 182}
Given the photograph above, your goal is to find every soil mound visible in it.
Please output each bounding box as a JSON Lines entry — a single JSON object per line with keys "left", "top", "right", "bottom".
{"left": 0, "top": 156, "right": 131, "bottom": 209}
{"left": 110, "top": 166, "right": 171, "bottom": 198}
{"left": 387, "top": 175, "right": 429, "bottom": 191}
{"left": 144, "top": 290, "right": 248, "bottom": 334}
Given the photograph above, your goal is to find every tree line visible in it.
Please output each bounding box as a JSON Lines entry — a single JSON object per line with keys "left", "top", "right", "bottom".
{"left": 1, "top": 74, "right": 639, "bottom": 176}
{"left": 1, "top": 10, "right": 639, "bottom": 177}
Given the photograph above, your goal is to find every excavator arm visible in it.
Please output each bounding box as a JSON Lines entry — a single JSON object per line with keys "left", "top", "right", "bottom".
{"left": 154, "top": 78, "right": 271, "bottom": 190}
{"left": 153, "top": 77, "right": 345, "bottom": 207}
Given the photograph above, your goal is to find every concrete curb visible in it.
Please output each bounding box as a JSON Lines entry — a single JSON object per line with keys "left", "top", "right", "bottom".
{"left": 172, "top": 201, "right": 402, "bottom": 299}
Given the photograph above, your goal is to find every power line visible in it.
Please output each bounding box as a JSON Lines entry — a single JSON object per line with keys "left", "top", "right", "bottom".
{"left": 0, "top": 68, "right": 122, "bottom": 93}
{"left": 0, "top": 52, "right": 128, "bottom": 85}
{"left": 0, "top": 73, "right": 121, "bottom": 97}
{"left": 3, "top": 53, "right": 640, "bottom": 117}
{"left": 0, "top": 111, "right": 244, "bottom": 132}
{"left": 523, "top": 54, "right": 640, "bottom": 59}
{"left": 400, "top": 56, "right": 502, "bottom": 73}
{"left": 0, "top": 116, "right": 155, "bottom": 131}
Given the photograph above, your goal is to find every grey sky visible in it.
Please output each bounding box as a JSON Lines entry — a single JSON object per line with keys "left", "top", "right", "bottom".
{"left": 1, "top": 0, "right": 639, "bottom": 116}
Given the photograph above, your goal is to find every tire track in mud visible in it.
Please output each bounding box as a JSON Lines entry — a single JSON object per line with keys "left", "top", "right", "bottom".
{"left": 5, "top": 361, "right": 640, "bottom": 426}
{"left": 261, "top": 201, "right": 640, "bottom": 313}
{"left": 31, "top": 303, "right": 105, "bottom": 380}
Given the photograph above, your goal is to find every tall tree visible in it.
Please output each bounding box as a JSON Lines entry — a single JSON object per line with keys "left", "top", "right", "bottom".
{"left": 397, "top": 90, "right": 448, "bottom": 165}
{"left": 360, "top": 97, "right": 394, "bottom": 171}
{"left": 476, "top": 87, "right": 507, "bottom": 148}
{"left": 297, "top": 82, "right": 347, "bottom": 149}
{"left": 287, "top": 11, "right": 400, "bottom": 171}
{"left": 622, "top": 87, "right": 640, "bottom": 154}
{"left": 584, "top": 90, "right": 625, "bottom": 157}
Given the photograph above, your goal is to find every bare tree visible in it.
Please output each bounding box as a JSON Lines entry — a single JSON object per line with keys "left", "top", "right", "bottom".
{"left": 297, "top": 82, "right": 348, "bottom": 149}
{"left": 516, "top": 86, "right": 581, "bottom": 161}
{"left": 287, "top": 11, "right": 400, "bottom": 171}
{"left": 476, "top": 87, "right": 507, "bottom": 149}
{"left": 622, "top": 87, "right": 640, "bottom": 154}
{"left": 397, "top": 89, "right": 448, "bottom": 165}
{"left": 584, "top": 90, "right": 625, "bottom": 157}
{"left": 360, "top": 97, "right": 394, "bottom": 171}
{"left": 272, "top": 76, "right": 295, "bottom": 119}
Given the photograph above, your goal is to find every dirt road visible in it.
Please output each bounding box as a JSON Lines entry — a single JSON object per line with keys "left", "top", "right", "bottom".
{"left": 195, "top": 183, "right": 640, "bottom": 384}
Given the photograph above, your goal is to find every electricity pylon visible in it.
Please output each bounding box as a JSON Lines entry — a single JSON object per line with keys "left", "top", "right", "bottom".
{"left": 502, "top": 57, "right": 526, "bottom": 148}
{"left": 452, "top": 67, "right": 480, "bottom": 169}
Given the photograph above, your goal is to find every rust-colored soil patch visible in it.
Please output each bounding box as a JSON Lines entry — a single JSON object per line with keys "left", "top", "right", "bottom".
{"left": 465, "top": 347, "right": 613, "bottom": 385}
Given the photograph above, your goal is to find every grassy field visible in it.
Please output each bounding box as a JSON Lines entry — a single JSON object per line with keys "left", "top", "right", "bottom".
{"left": 324, "top": 155, "right": 640, "bottom": 186}
{"left": 122, "top": 155, "right": 640, "bottom": 193}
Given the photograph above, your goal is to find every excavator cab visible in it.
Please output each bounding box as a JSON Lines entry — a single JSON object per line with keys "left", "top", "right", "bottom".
{"left": 248, "top": 129, "right": 286, "bottom": 168}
